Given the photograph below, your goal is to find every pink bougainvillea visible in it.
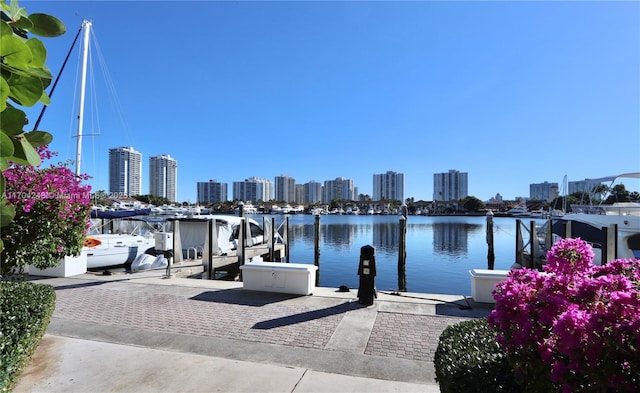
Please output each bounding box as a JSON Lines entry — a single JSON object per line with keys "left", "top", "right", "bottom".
{"left": 1, "top": 148, "right": 92, "bottom": 275}
{"left": 488, "top": 238, "right": 640, "bottom": 392}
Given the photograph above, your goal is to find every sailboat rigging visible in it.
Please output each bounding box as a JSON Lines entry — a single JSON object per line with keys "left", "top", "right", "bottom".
{"left": 37, "top": 19, "right": 155, "bottom": 269}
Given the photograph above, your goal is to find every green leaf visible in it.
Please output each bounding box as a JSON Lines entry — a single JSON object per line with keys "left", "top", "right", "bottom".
{"left": 24, "top": 130, "right": 52, "bottom": 147}
{"left": 0, "top": 106, "right": 27, "bottom": 135}
{"left": 7, "top": 74, "right": 43, "bottom": 107}
{"left": 27, "top": 13, "right": 66, "bottom": 37}
{"left": 0, "top": 34, "right": 32, "bottom": 69}
{"left": 0, "top": 198, "right": 16, "bottom": 230}
{"left": 25, "top": 38, "right": 46, "bottom": 68}
{"left": 10, "top": 134, "right": 41, "bottom": 166}
{"left": 0, "top": 20, "right": 13, "bottom": 37}
{"left": 0, "top": 77, "right": 9, "bottom": 112}
{"left": 11, "top": 14, "right": 33, "bottom": 31}
{"left": 0, "top": 130, "right": 15, "bottom": 158}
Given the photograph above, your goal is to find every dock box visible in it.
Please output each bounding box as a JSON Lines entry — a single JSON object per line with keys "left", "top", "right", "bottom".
{"left": 154, "top": 232, "right": 173, "bottom": 251}
{"left": 240, "top": 261, "right": 318, "bottom": 295}
{"left": 469, "top": 269, "right": 510, "bottom": 303}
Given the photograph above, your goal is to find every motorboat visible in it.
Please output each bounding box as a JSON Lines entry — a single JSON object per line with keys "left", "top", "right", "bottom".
{"left": 167, "top": 215, "right": 270, "bottom": 258}
{"left": 549, "top": 173, "right": 640, "bottom": 262}
{"left": 506, "top": 204, "right": 530, "bottom": 217}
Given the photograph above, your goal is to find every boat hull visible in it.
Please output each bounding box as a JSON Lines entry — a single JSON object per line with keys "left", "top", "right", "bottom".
{"left": 84, "top": 234, "right": 154, "bottom": 268}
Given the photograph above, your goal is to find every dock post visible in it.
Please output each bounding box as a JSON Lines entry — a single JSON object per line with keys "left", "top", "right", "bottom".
{"left": 530, "top": 220, "right": 540, "bottom": 269}
{"left": 515, "top": 219, "right": 523, "bottom": 266}
{"left": 285, "top": 216, "right": 290, "bottom": 263}
{"left": 398, "top": 216, "right": 407, "bottom": 292}
{"left": 269, "top": 217, "right": 275, "bottom": 261}
{"left": 314, "top": 213, "right": 320, "bottom": 286}
{"left": 603, "top": 224, "right": 617, "bottom": 264}
{"left": 207, "top": 219, "right": 214, "bottom": 280}
{"left": 486, "top": 210, "right": 495, "bottom": 270}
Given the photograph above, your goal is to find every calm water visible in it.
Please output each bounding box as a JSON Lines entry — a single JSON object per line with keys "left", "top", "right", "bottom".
{"left": 262, "top": 214, "right": 530, "bottom": 296}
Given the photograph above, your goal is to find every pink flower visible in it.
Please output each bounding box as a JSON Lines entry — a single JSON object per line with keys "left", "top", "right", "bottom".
{"left": 490, "top": 238, "right": 640, "bottom": 391}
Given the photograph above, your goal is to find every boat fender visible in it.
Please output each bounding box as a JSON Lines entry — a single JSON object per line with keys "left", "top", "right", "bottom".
{"left": 151, "top": 255, "right": 168, "bottom": 269}
{"left": 131, "top": 253, "right": 155, "bottom": 272}
{"left": 84, "top": 237, "right": 102, "bottom": 248}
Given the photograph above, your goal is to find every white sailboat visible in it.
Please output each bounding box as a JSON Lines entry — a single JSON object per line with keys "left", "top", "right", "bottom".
{"left": 70, "top": 20, "right": 153, "bottom": 269}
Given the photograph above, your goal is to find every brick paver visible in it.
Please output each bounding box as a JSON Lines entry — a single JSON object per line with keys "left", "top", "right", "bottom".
{"left": 365, "top": 312, "right": 471, "bottom": 361}
{"left": 53, "top": 283, "right": 472, "bottom": 363}
{"left": 54, "top": 286, "right": 343, "bottom": 349}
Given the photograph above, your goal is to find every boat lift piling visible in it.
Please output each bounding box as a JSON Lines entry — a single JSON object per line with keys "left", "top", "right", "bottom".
{"left": 486, "top": 211, "right": 495, "bottom": 270}
{"left": 397, "top": 216, "right": 407, "bottom": 292}
{"left": 515, "top": 219, "right": 545, "bottom": 270}
{"left": 314, "top": 214, "right": 320, "bottom": 286}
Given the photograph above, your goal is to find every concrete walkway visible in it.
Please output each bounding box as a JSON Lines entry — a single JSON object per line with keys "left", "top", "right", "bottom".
{"left": 14, "top": 269, "right": 492, "bottom": 392}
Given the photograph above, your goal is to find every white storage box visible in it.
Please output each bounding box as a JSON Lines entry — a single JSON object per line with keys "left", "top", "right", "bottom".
{"left": 469, "top": 269, "right": 510, "bottom": 303}
{"left": 240, "top": 261, "right": 318, "bottom": 295}
{"left": 154, "top": 232, "right": 173, "bottom": 251}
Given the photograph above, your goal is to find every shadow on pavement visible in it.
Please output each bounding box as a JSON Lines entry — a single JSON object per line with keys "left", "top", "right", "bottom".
{"left": 189, "top": 288, "right": 303, "bottom": 306}
{"left": 252, "top": 300, "right": 363, "bottom": 329}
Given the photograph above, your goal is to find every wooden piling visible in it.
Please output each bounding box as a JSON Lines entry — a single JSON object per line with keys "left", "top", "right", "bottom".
{"left": 314, "top": 214, "right": 320, "bottom": 286}
{"left": 398, "top": 216, "right": 407, "bottom": 292}
{"left": 486, "top": 211, "right": 495, "bottom": 270}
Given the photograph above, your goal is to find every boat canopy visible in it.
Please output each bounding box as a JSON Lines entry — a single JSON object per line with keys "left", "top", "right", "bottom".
{"left": 585, "top": 172, "right": 640, "bottom": 183}
{"left": 91, "top": 208, "right": 152, "bottom": 219}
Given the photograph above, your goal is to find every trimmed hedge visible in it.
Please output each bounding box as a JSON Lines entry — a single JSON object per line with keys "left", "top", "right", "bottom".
{"left": 0, "top": 281, "right": 56, "bottom": 392}
{"left": 434, "top": 318, "right": 519, "bottom": 393}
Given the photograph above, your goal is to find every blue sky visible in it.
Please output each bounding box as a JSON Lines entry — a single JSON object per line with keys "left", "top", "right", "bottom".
{"left": 22, "top": 1, "right": 640, "bottom": 203}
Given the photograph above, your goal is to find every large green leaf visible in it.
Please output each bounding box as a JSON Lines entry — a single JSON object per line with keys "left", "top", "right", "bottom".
{"left": 24, "top": 130, "right": 52, "bottom": 147}
{"left": 0, "top": 173, "right": 15, "bottom": 232}
{"left": 0, "top": 130, "right": 15, "bottom": 158}
{"left": 7, "top": 74, "right": 43, "bottom": 107}
{"left": 0, "top": 157, "right": 9, "bottom": 171}
{"left": 0, "top": 34, "right": 32, "bottom": 69}
{"left": 0, "top": 106, "right": 26, "bottom": 135}
{"left": 25, "top": 38, "right": 46, "bottom": 68}
{"left": 0, "top": 77, "right": 9, "bottom": 112}
{"left": 10, "top": 134, "right": 41, "bottom": 166}
{"left": 0, "top": 199, "right": 16, "bottom": 229}
{"left": 0, "top": 21, "right": 13, "bottom": 37}
{"left": 28, "top": 13, "right": 66, "bottom": 37}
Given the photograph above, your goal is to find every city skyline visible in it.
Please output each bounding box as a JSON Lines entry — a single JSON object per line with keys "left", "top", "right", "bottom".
{"left": 107, "top": 146, "right": 635, "bottom": 204}
{"left": 24, "top": 2, "right": 639, "bottom": 202}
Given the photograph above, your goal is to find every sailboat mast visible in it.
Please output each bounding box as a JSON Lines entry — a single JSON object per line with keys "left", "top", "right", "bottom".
{"left": 75, "top": 19, "right": 92, "bottom": 176}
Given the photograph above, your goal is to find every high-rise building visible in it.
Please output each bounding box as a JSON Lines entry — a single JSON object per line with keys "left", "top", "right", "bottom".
{"left": 197, "top": 180, "right": 227, "bottom": 203}
{"left": 233, "top": 177, "right": 273, "bottom": 202}
{"left": 373, "top": 171, "right": 405, "bottom": 202}
{"left": 569, "top": 178, "right": 608, "bottom": 200}
{"left": 303, "top": 181, "right": 323, "bottom": 203}
{"left": 433, "top": 170, "right": 468, "bottom": 201}
{"left": 149, "top": 154, "right": 177, "bottom": 202}
{"left": 323, "top": 177, "right": 355, "bottom": 202}
{"left": 274, "top": 175, "right": 296, "bottom": 202}
{"left": 109, "top": 146, "right": 142, "bottom": 196}
{"left": 530, "top": 181, "right": 559, "bottom": 202}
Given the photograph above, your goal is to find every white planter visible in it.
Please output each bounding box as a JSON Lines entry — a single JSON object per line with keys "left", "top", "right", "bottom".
{"left": 28, "top": 250, "right": 88, "bottom": 278}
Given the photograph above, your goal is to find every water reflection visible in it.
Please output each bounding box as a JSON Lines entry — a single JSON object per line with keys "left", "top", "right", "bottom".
{"left": 278, "top": 215, "right": 516, "bottom": 295}
{"left": 432, "top": 222, "right": 482, "bottom": 257}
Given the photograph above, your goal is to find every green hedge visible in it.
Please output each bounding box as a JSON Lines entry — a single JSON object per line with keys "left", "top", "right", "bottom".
{"left": 434, "top": 318, "right": 519, "bottom": 393}
{"left": 0, "top": 281, "right": 56, "bottom": 392}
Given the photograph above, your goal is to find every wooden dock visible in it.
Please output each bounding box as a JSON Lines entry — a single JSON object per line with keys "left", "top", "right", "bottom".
{"left": 167, "top": 243, "right": 287, "bottom": 280}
